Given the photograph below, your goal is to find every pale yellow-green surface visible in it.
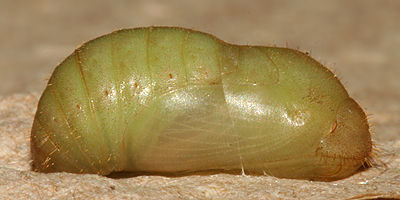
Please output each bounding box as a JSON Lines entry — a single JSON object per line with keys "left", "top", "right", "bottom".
{"left": 31, "top": 27, "right": 371, "bottom": 181}
{"left": 1, "top": 0, "right": 399, "bottom": 199}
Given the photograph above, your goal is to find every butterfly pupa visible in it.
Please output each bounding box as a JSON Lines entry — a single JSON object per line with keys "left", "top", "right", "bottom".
{"left": 31, "top": 27, "right": 372, "bottom": 181}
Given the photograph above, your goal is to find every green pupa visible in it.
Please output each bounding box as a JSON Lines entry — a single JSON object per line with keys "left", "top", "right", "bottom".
{"left": 31, "top": 27, "right": 372, "bottom": 181}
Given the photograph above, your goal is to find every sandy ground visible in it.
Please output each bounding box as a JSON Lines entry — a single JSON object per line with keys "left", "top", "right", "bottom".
{"left": 0, "top": 0, "right": 399, "bottom": 199}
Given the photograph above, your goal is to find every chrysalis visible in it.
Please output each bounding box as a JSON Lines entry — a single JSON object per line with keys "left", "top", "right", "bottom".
{"left": 31, "top": 27, "right": 372, "bottom": 181}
